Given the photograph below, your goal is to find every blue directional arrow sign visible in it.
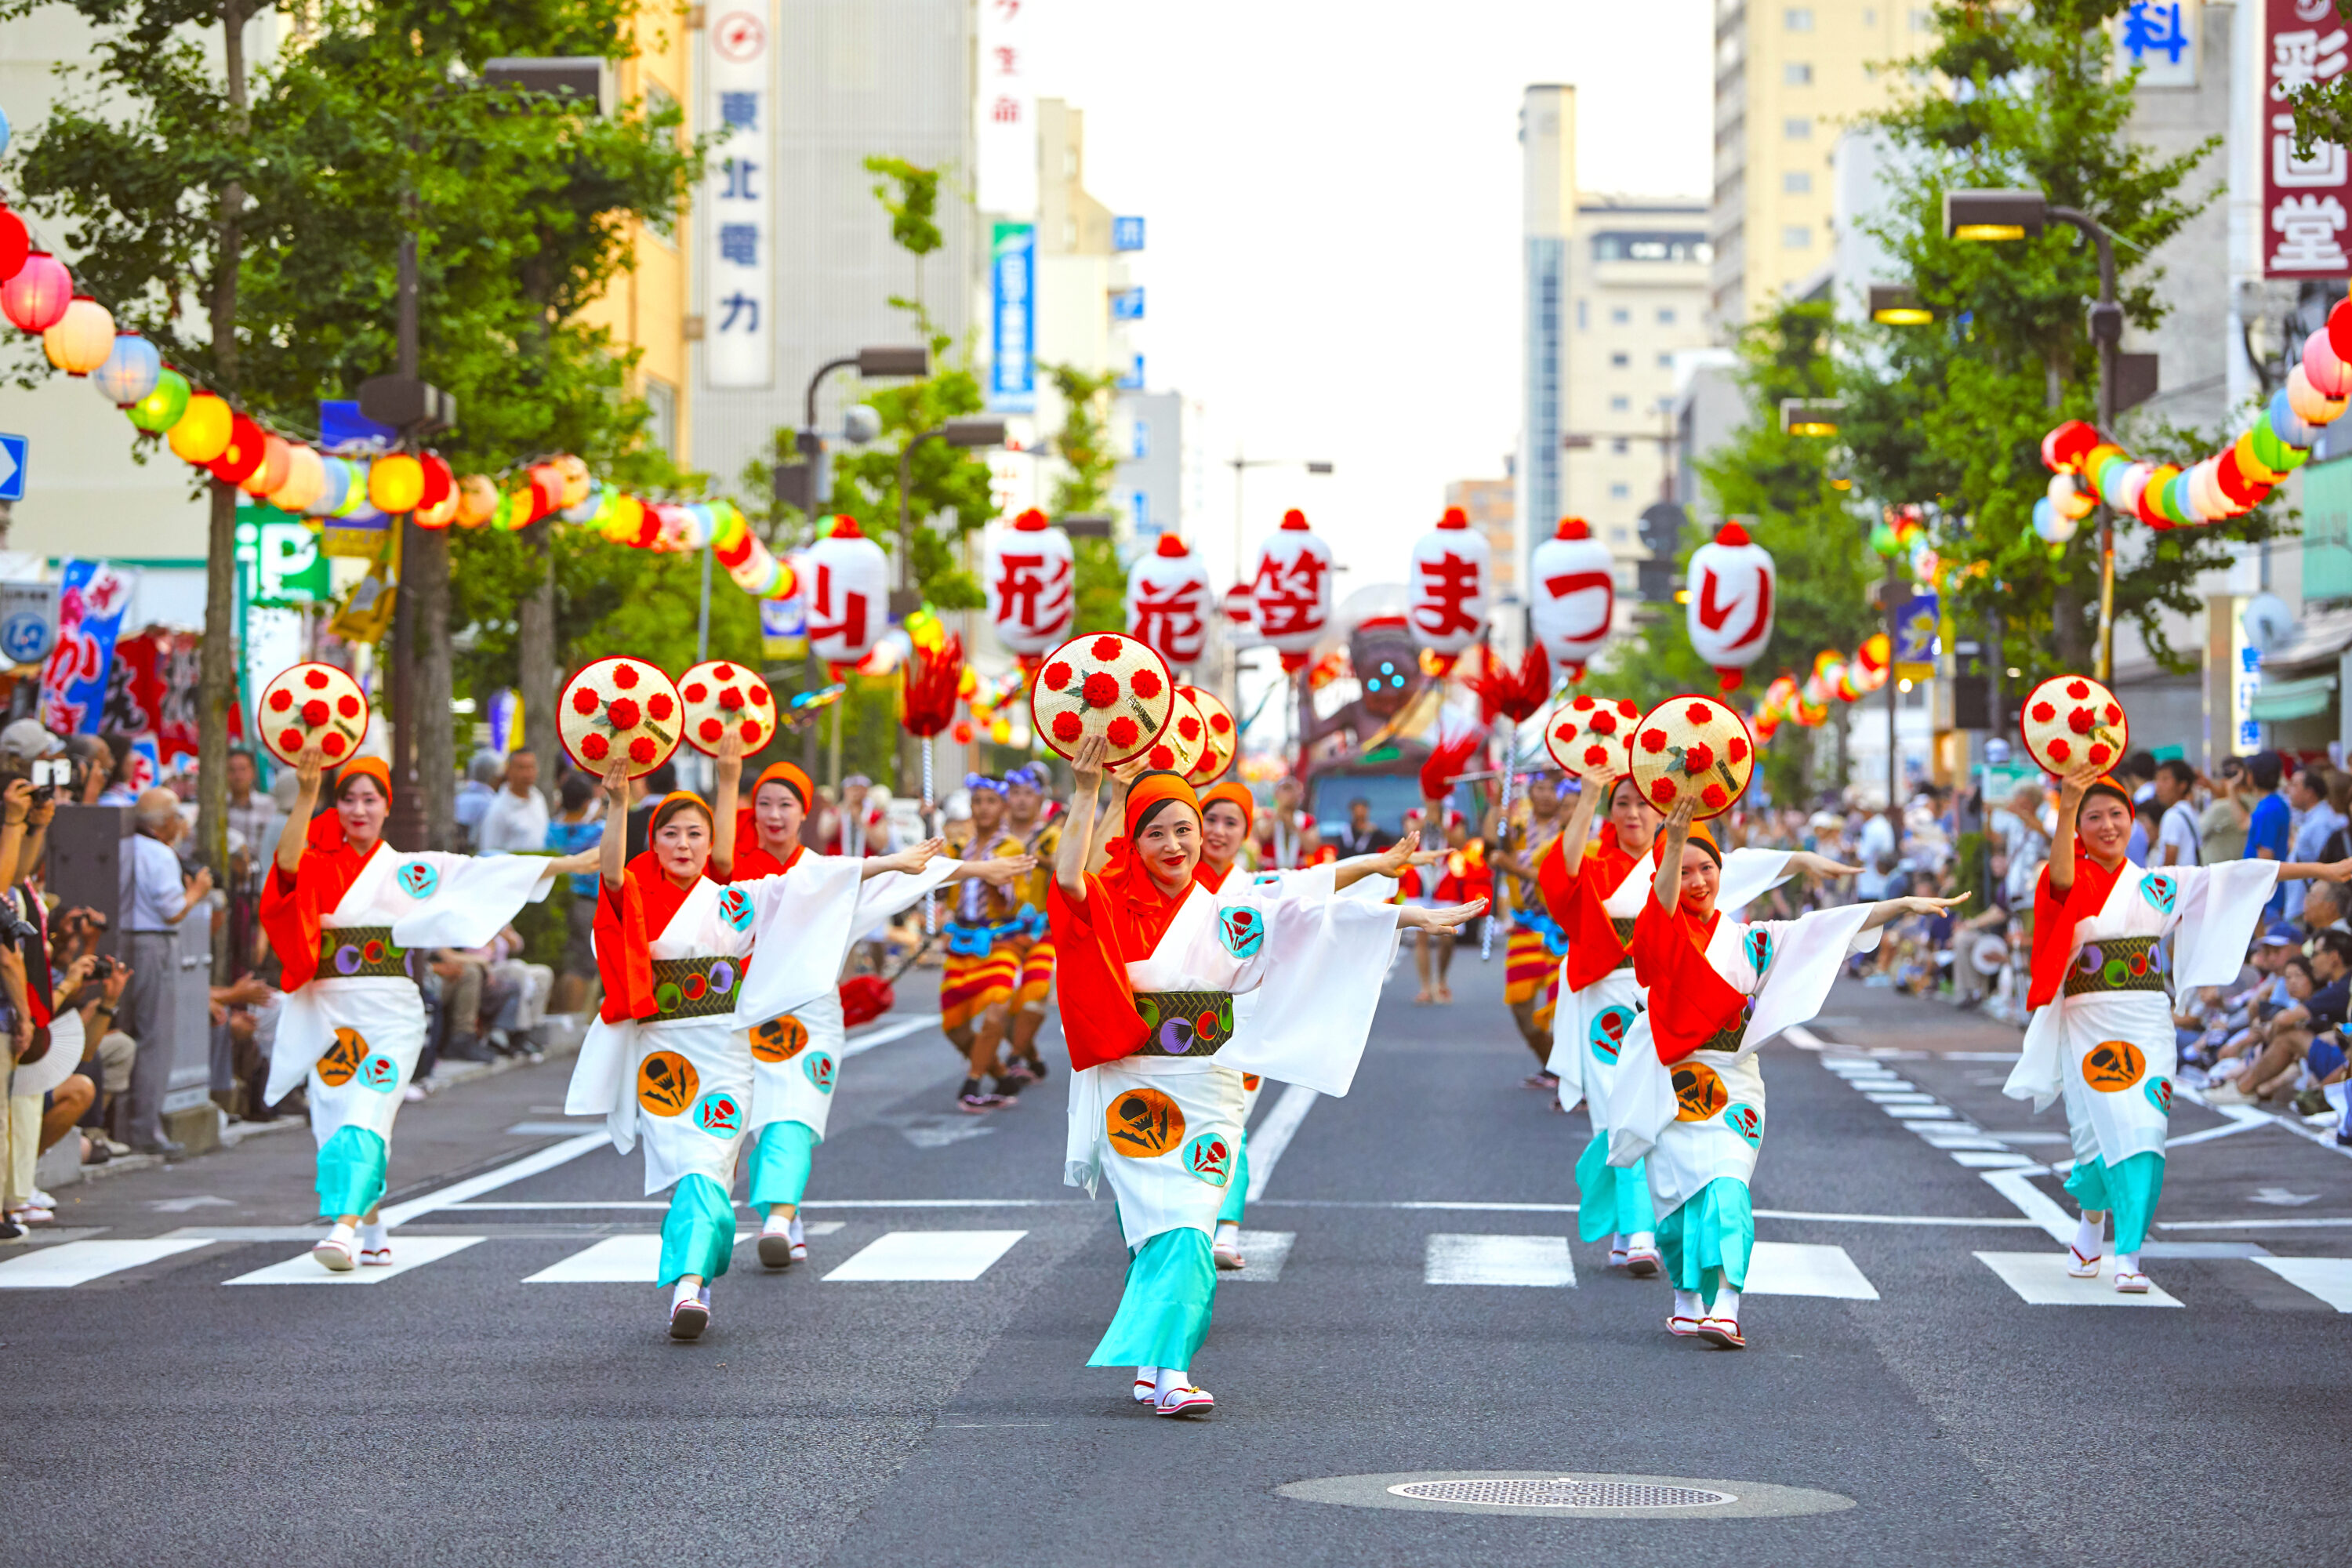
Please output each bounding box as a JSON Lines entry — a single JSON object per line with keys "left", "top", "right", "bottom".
{"left": 0, "top": 434, "right": 23, "bottom": 503}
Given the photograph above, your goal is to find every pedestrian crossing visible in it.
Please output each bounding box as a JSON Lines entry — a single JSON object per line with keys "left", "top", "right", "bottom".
{"left": 1, "top": 1221, "right": 2343, "bottom": 1311}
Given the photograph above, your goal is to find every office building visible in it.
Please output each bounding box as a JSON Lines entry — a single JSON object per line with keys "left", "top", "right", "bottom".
{"left": 1445, "top": 477, "right": 1517, "bottom": 604}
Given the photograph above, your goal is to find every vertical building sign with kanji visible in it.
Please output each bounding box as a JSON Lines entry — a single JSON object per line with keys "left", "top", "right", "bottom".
{"left": 2118, "top": 0, "right": 2198, "bottom": 89}
{"left": 705, "top": 3, "right": 774, "bottom": 387}
{"left": 2266, "top": 0, "right": 2352, "bottom": 279}
{"left": 976, "top": 0, "right": 1036, "bottom": 216}
{"left": 989, "top": 222, "right": 1037, "bottom": 413}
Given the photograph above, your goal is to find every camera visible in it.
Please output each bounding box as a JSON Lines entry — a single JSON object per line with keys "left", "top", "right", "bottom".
{"left": 0, "top": 900, "right": 38, "bottom": 949}
{"left": 28, "top": 758, "right": 69, "bottom": 790}
{"left": 88, "top": 956, "right": 114, "bottom": 983}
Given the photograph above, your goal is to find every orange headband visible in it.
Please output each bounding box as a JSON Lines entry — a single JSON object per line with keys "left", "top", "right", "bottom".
{"left": 753, "top": 760, "right": 812, "bottom": 811}
{"left": 650, "top": 789, "right": 714, "bottom": 835}
{"left": 1200, "top": 781, "right": 1254, "bottom": 833}
{"left": 1124, "top": 771, "right": 1202, "bottom": 837}
{"left": 334, "top": 755, "right": 393, "bottom": 801}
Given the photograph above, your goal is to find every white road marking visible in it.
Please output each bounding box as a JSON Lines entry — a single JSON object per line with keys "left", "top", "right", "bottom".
{"left": 2162, "top": 1118, "right": 2273, "bottom": 1149}
{"left": 1221, "top": 1230, "right": 1297, "bottom": 1283}
{"left": 1980, "top": 1169, "right": 2078, "bottom": 1244}
{"left": 2250, "top": 1256, "right": 2352, "bottom": 1310}
{"left": 526, "top": 1234, "right": 743, "bottom": 1283}
{"left": 1743, "top": 1242, "right": 1879, "bottom": 1300}
{"left": 1949, "top": 1152, "right": 2041, "bottom": 1169}
{"left": 505, "top": 1121, "right": 604, "bottom": 1136}
{"left": 226, "top": 1236, "right": 485, "bottom": 1285}
{"left": 0, "top": 1238, "right": 215, "bottom": 1288}
{"left": 822, "top": 1230, "right": 1026, "bottom": 1281}
{"left": 842, "top": 1014, "right": 943, "bottom": 1058}
{"left": 378, "top": 1131, "right": 610, "bottom": 1228}
{"left": 1882, "top": 1105, "right": 1958, "bottom": 1120}
{"left": 1975, "top": 1250, "right": 2183, "bottom": 1306}
{"left": 2159, "top": 1215, "right": 2352, "bottom": 1229}
{"left": 1423, "top": 1234, "right": 1575, "bottom": 1287}
{"left": 1244, "top": 1083, "right": 1319, "bottom": 1201}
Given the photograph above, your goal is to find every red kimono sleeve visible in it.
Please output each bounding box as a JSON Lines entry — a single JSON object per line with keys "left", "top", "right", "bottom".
{"left": 1047, "top": 874, "right": 1149, "bottom": 1073}
{"left": 1536, "top": 833, "right": 1578, "bottom": 927}
{"left": 2027, "top": 858, "right": 2115, "bottom": 1012}
{"left": 260, "top": 859, "right": 325, "bottom": 992}
{"left": 594, "top": 874, "right": 657, "bottom": 1025}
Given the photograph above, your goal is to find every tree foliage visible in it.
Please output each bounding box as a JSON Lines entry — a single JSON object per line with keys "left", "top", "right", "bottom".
{"left": 1841, "top": 0, "right": 2281, "bottom": 677}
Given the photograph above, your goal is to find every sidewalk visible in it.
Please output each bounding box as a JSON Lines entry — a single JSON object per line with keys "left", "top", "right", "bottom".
{"left": 33, "top": 1014, "right": 592, "bottom": 1195}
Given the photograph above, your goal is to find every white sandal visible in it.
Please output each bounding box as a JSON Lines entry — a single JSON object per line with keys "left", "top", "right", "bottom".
{"left": 1696, "top": 1316, "right": 1746, "bottom": 1349}
{"left": 1154, "top": 1385, "right": 1214, "bottom": 1417}
{"left": 1132, "top": 1374, "right": 1157, "bottom": 1404}
{"left": 1667, "top": 1315, "right": 1700, "bottom": 1338}
{"left": 2067, "top": 1243, "right": 2103, "bottom": 1279}
{"left": 311, "top": 1235, "right": 357, "bottom": 1272}
{"left": 2113, "top": 1269, "right": 2151, "bottom": 1294}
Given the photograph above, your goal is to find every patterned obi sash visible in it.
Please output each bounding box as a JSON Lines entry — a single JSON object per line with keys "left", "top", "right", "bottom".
{"left": 1514, "top": 902, "right": 1569, "bottom": 956}
{"left": 649, "top": 954, "right": 745, "bottom": 1020}
{"left": 1132, "top": 989, "right": 1236, "bottom": 1058}
{"left": 316, "top": 926, "right": 410, "bottom": 980}
{"left": 1607, "top": 916, "right": 1639, "bottom": 971}
{"left": 943, "top": 904, "right": 1047, "bottom": 957}
{"left": 2063, "top": 935, "right": 2166, "bottom": 998}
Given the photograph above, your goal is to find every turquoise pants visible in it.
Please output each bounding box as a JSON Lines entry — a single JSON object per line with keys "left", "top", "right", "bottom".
{"left": 1088, "top": 1226, "right": 1218, "bottom": 1370}
{"left": 2065, "top": 1150, "right": 2166, "bottom": 1254}
{"left": 658, "top": 1173, "right": 736, "bottom": 1289}
{"left": 1573, "top": 1136, "right": 1657, "bottom": 1244}
{"left": 314, "top": 1126, "right": 387, "bottom": 1219}
{"left": 747, "top": 1120, "right": 819, "bottom": 1214}
{"left": 1657, "top": 1177, "right": 1752, "bottom": 1311}
{"left": 1216, "top": 1136, "right": 1250, "bottom": 1226}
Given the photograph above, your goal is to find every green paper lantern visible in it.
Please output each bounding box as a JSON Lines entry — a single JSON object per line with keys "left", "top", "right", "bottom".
{"left": 126, "top": 368, "right": 191, "bottom": 434}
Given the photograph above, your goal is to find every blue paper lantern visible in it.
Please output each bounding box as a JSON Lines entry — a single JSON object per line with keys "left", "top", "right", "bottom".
{"left": 307, "top": 456, "right": 353, "bottom": 517}
{"left": 90, "top": 330, "right": 162, "bottom": 407}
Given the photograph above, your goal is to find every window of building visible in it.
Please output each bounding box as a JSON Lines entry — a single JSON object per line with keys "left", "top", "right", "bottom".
{"left": 1611, "top": 527, "right": 1631, "bottom": 543}
{"left": 1784, "top": 170, "right": 1813, "bottom": 194}
{"left": 1610, "top": 437, "right": 1630, "bottom": 455}
{"left": 644, "top": 376, "right": 677, "bottom": 457}
{"left": 1782, "top": 224, "right": 1813, "bottom": 249}
{"left": 1784, "top": 62, "right": 1813, "bottom": 85}
{"left": 1909, "top": 7, "right": 1931, "bottom": 28}
{"left": 1610, "top": 395, "right": 1632, "bottom": 412}
{"left": 1609, "top": 482, "right": 1632, "bottom": 500}
{"left": 1131, "top": 420, "right": 1151, "bottom": 460}
{"left": 1785, "top": 6, "right": 1813, "bottom": 28}
{"left": 1577, "top": 297, "right": 1588, "bottom": 330}
{"left": 1611, "top": 306, "right": 1632, "bottom": 324}
{"left": 1610, "top": 351, "right": 1631, "bottom": 368}
{"left": 1657, "top": 307, "right": 1676, "bottom": 325}
{"left": 1657, "top": 352, "right": 1674, "bottom": 369}
{"left": 1592, "top": 232, "right": 1712, "bottom": 263}
{"left": 1784, "top": 117, "right": 1813, "bottom": 139}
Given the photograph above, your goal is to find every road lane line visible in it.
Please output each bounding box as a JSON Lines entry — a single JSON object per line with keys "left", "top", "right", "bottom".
{"left": 1424, "top": 1234, "right": 1575, "bottom": 1287}
{"left": 526, "top": 1234, "right": 747, "bottom": 1283}
{"left": 1221, "top": 1230, "right": 1297, "bottom": 1283}
{"left": 226, "top": 1236, "right": 485, "bottom": 1285}
{"left": 0, "top": 1238, "right": 215, "bottom": 1288}
{"left": 1245, "top": 1083, "right": 1319, "bottom": 1201}
{"left": 822, "top": 1230, "right": 1026, "bottom": 1281}
{"left": 842, "top": 1014, "right": 944, "bottom": 1058}
{"left": 2250, "top": 1256, "right": 2352, "bottom": 1310}
{"left": 377, "top": 1131, "right": 611, "bottom": 1228}
{"left": 1981, "top": 1168, "right": 2078, "bottom": 1244}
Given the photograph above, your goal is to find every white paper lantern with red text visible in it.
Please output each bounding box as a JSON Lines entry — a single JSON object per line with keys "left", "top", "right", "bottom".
{"left": 982, "top": 506, "right": 1075, "bottom": 656}
{"left": 1685, "top": 521, "right": 1776, "bottom": 691}
{"left": 1126, "top": 533, "right": 1213, "bottom": 667}
{"left": 803, "top": 515, "right": 889, "bottom": 666}
{"left": 1528, "top": 516, "right": 1615, "bottom": 681}
{"left": 1247, "top": 507, "right": 1335, "bottom": 672}
{"left": 1406, "top": 505, "right": 1492, "bottom": 659}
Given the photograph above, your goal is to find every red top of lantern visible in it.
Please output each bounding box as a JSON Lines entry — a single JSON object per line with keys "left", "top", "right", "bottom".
{"left": 1556, "top": 517, "right": 1591, "bottom": 540}
{"left": 1281, "top": 508, "right": 1308, "bottom": 530}
{"left": 1014, "top": 507, "right": 1049, "bottom": 531}
{"left": 1152, "top": 533, "right": 1189, "bottom": 557}
{"left": 1715, "top": 521, "right": 1752, "bottom": 546}
{"left": 828, "top": 514, "right": 866, "bottom": 540}
{"left": 1438, "top": 506, "right": 1468, "bottom": 530}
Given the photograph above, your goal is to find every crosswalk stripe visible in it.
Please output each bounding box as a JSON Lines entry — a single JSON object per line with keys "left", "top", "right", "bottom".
{"left": 1744, "top": 1242, "right": 1878, "bottom": 1300}
{"left": 1423, "top": 1233, "right": 1575, "bottom": 1287}
{"left": 0, "top": 1238, "right": 215, "bottom": 1288}
{"left": 224, "top": 1236, "right": 485, "bottom": 1285}
{"left": 1883, "top": 1105, "right": 1958, "bottom": 1119}
{"left": 1949, "top": 1152, "right": 2041, "bottom": 1169}
{"left": 822, "top": 1230, "right": 1026, "bottom": 1282}
{"left": 1221, "top": 1230, "right": 1296, "bottom": 1283}
{"left": 525, "top": 1234, "right": 745, "bottom": 1283}
{"left": 1974, "top": 1250, "right": 2183, "bottom": 1306}
{"left": 2251, "top": 1256, "right": 2352, "bottom": 1311}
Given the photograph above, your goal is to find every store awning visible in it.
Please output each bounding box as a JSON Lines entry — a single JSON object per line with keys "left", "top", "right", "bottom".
{"left": 2251, "top": 671, "right": 2339, "bottom": 722}
{"left": 2259, "top": 605, "right": 2352, "bottom": 671}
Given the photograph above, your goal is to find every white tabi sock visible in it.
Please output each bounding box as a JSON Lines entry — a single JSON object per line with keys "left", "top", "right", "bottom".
{"left": 1628, "top": 1231, "right": 1656, "bottom": 1254}
{"left": 1709, "top": 1287, "right": 1741, "bottom": 1321}
{"left": 2074, "top": 1213, "right": 2104, "bottom": 1259}
{"left": 1673, "top": 1289, "right": 1701, "bottom": 1320}
{"left": 2114, "top": 1250, "right": 2141, "bottom": 1276}
{"left": 786, "top": 1215, "right": 804, "bottom": 1246}
{"left": 761, "top": 1210, "right": 792, "bottom": 1237}
{"left": 1214, "top": 1221, "right": 1239, "bottom": 1244}
{"left": 671, "top": 1279, "right": 699, "bottom": 1310}
{"left": 358, "top": 1220, "right": 388, "bottom": 1251}
{"left": 1155, "top": 1366, "right": 1191, "bottom": 1397}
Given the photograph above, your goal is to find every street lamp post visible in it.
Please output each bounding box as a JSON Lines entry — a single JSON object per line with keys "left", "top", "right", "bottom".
{"left": 1944, "top": 188, "right": 2122, "bottom": 681}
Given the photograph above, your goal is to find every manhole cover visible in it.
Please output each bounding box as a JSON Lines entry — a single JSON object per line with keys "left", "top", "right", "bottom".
{"left": 1388, "top": 1478, "right": 1733, "bottom": 1509}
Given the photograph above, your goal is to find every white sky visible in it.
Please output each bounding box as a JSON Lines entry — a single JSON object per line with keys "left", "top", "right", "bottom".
{"left": 1021, "top": 0, "right": 1714, "bottom": 590}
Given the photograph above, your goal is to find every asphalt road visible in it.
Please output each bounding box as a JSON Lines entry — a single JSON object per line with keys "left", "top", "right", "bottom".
{"left": 11, "top": 953, "right": 2352, "bottom": 1567}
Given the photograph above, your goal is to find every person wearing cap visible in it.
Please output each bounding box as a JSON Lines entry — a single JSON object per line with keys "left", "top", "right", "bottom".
{"left": 1192, "top": 776, "right": 1439, "bottom": 1270}
{"left": 1607, "top": 790, "right": 1958, "bottom": 1349}
{"left": 1537, "top": 768, "right": 1856, "bottom": 1280}
{"left": 263, "top": 746, "right": 597, "bottom": 1273}
{"left": 706, "top": 731, "right": 1029, "bottom": 1270}
{"left": 938, "top": 774, "right": 1037, "bottom": 1111}
{"left": 2005, "top": 764, "right": 2352, "bottom": 1293}
{"left": 1051, "top": 735, "right": 1484, "bottom": 1417}
{"left": 1003, "top": 764, "right": 1064, "bottom": 1080}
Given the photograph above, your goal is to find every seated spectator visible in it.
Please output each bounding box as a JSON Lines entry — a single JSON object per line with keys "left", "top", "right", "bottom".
{"left": 545, "top": 771, "right": 604, "bottom": 1015}
{"left": 2212, "top": 931, "right": 2352, "bottom": 1103}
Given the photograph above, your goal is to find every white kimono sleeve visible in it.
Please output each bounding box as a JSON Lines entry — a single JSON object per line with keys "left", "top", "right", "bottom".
{"left": 1736, "top": 904, "right": 1877, "bottom": 1058}
{"left": 387, "top": 852, "right": 557, "bottom": 950}
{"left": 1715, "top": 848, "right": 1797, "bottom": 921}
{"left": 1607, "top": 1014, "right": 1674, "bottom": 1167}
{"left": 728, "top": 854, "right": 871, "bottom": 1025}
{"left": 2172, "top": 860, "right": 2281, "bottom": 991}
{"left": 566, "top": 1015, "right": 643, "bottom": 1153}
{"left": 852, "top": 858, "right": 960, "bottom": 929}
{"left": 1211, "top": 884, "right": 1403, "bottom": 1097}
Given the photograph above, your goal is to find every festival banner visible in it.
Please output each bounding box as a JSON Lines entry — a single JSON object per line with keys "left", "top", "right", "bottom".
{"left": 38, "top": 559, "right": 137, "bottom": 737}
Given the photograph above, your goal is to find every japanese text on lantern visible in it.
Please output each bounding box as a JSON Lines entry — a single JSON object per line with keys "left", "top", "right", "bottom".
{"left": 806, "top": 562, "right": 867, "bottom": 657}
{"left": 1131, "top": 578, "right": 1207, "bottom": 662}
{"left": 1250, "top": 549, "right": 1327, "bottom": 640}
{"left": 992, "top": 550, "right": 1071, "bottom": 641}
{"left": 1410, "top": 552, "right": 1483, "bottom": 640}
{"left": 2265, "top": 0, "right": 2352, "bottom": 278}
{"left": 705, "top": 5, "right": 773, "bottom": 386}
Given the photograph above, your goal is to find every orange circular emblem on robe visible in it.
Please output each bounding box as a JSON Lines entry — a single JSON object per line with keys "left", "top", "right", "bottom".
{"left": 637, "top": 1051, "right": 700, "bottom": 1116}
{"left": 1673, "top": 1061, "right": 1730, "bottom": 1122}
{"left": 2082, "top": 1040, "right": 2147, "bottom": 1093}
{"left": 315, "top": 1027, "right": 368, "bottom": 1088}
{"left": 750, "top": 1014, "right": 811, "bottom": 1063}
{"left": 1105, "top": 1087, "right": 1186, "bottom": 1158}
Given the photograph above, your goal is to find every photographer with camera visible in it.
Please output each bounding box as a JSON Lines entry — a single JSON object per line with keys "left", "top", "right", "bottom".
{"left": 118, "top": 788, "right": 212, "bottom": 1158}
